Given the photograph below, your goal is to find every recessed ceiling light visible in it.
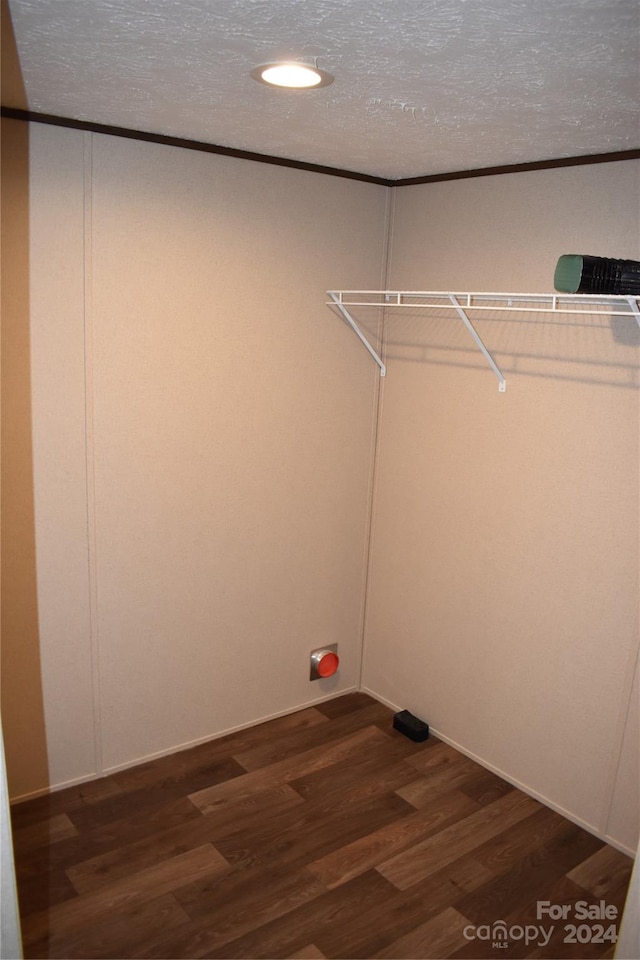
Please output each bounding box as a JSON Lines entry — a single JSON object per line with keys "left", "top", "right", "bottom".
{"left": 251, "top": 61, "right": 334, "bottom": 90}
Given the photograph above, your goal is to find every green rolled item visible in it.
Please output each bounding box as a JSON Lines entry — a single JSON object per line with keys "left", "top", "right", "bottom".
{"left": 554, "top": 254, "right": 584, "bottom": 293}
{"left": 554, "top": 254, "right": 640, "bottom": 295}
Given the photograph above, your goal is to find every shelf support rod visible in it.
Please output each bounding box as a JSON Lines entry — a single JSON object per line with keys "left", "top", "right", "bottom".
{"left": 328, "top": 292, "right": 386, "bottom": 376}
{"left": 449, "top": 294, "right": 506, "bottom": 392}
{"left": 626, "top": 297, "right": 640, "bottom": 330}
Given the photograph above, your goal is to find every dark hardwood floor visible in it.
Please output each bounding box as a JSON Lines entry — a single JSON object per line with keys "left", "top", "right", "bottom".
{"left": 11, "top": 693, "right": 633, "bottom": 959}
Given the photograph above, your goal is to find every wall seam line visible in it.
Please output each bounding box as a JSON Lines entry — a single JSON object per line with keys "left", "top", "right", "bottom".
{"left": 356, "top": 185, "right": 395, "bottom": 691}
{"left": 600, "top": 634, "right": 640, "bottom": 839}
{"left": 83, "top": 131, "right": 103, "bottom": 778}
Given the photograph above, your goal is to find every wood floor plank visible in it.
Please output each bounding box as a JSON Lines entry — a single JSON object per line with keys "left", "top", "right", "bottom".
{"left": 13, "top": 812, "right": 78, "bottom": 851}
{"left": 12, "top": 694, "right": 632, "bottom": 960}
{"left": 110, "top": 749, "right": 250, "bottom": 796}
{"left": 32, "top": 893, "right": 191, "bottom": 960}
{"left": 208, "top": 857, "right": 491, "bottom": 960}
{"left": 458, "top": 769, "right": 516, "bottom": 806}
{"left": 313, "top": 856, "right": 498, "bottom": 959}
{"left": 204, "top": 871, "right": 395, "bottom": 960}
{"left": 15, "top": 795, "right": 206, "bottom": 898}
{"left": 371, "top": 906, "right": 473, "bottom": 959}
{"left": 291, "top": 755, "right": 420, "bottom": 812}
{"left": 215, "top": 792, "right": 416, "bottom": 877}
{"left": 188, "top": 725, "right": 388, "bottom": 814}
{"left": 566, "top": 844, "right": 634, "bottom": 898}
{"left": 307, "top": 788, "right": 480, "bottom": 889}
{"left": 15, "top": 865, "right": 80, "bottom": 916}
{"left": 215, "top": 752, "right": 420, "bottom": 855}
{"left": 77, "top": 793, "right": 205, "bottom": 850}
{"left": 287, "top": 732, "right": 429, "bottom": 807}
{"left": 67, "top": 756, "right": 247, "bottom": 833}
{"left": 520, "top": 877, "right": 622, "bottom": 960}
{"left": 451, "top": 873, "right": 627, "bottom": 960}
{"left": 454, "top": 826, "right": 607, "bottom": 927}
{"left": 133, "top": 865, "right": 328, "bottom": 958}
{"left": 65, "top": 810, "right": 238, "bottom": 894}
{"left": 437, "top": 855, "right": 496, "bottom": 894}
{"left": 377, "top": 790, "right": 542, "bottom": 890}
{"left": 22, "top": 844, "right": 229, "bottom": 948}
{"left": 313, "top": 692, "right": 377, "bottom": 718}
{"left": 232, "top": 701, "right": 423, "bottom": 771}
{"left": 10, "top": 776, "right": 124, "bottom": 831}
{"left": 112, "top": 707, "right": 329, "bottom": 793}
{"left": 405, "top": 740, "right": 474, "bottom": 774}
{"left": 286, "top": 944, "right": 327, "bottom": 959}
{"left": 314, "top": 868, "right": 475, "bottom": 959}
{"left": 187, "top": 782, "right": 307, "bottom": 840}
{"left": 469, "top": 805, "right": 578, "bottom": 878}
{"left": 394, "top": 757, "right": 491, "bottom": 808}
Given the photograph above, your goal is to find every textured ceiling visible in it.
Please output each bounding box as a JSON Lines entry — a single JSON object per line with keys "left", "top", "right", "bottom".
{"left": 3, "top": 0, "right": 639, "bottom": 180}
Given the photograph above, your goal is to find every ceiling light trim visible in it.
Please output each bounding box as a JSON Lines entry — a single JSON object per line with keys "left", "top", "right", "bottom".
{"left": 251, "top": 61, "right": 334, "bottom": 90}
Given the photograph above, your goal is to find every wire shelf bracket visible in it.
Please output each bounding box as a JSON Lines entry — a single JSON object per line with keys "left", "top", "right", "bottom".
{"left": 448, "top": 294, "right": 506, "bottom": 391}
{"left": 326, "top": 291, "right": 640, "bottom": 393}
{"left": 327, "top": 290, "right": 386, "bottom": 377}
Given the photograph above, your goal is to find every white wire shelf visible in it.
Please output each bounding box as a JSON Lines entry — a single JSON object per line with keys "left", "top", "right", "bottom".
{"left": 326, "top": 290, "right": 640, "bottom": 392}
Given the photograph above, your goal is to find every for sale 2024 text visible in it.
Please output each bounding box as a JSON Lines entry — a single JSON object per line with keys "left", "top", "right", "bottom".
{"left": 463, "top": 900, "right": 619, "bottom": 949}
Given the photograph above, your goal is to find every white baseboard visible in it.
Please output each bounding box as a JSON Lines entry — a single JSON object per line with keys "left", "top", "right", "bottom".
{"left": 360, "top": 685, "right": 635, "bottom": 858}
{"left": 10, "top": 770, "right": 104, "bottom": 806}
{"left": 10, "top": 686, "right": 359, "bottom": 804}
{"left": 11, "top": 683, "right": 637, "bottom": 859}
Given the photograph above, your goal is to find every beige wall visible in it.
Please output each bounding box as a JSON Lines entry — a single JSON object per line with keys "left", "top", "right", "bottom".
{"left": 2, "top": 119, "right": 638, "bottom": 855}
{"left": 1, "top": 119, "right": 388, "bottom": 794}
{"left": 363, "top": 161, "right": 640, "bottom": 853}
{"left": 2, "top": 121, "right": 95, "bottom": 796}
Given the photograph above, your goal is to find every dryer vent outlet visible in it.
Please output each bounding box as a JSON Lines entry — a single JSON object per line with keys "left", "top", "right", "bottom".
{"left": 310, "top": 644, "right": 339, "bottom": 680}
